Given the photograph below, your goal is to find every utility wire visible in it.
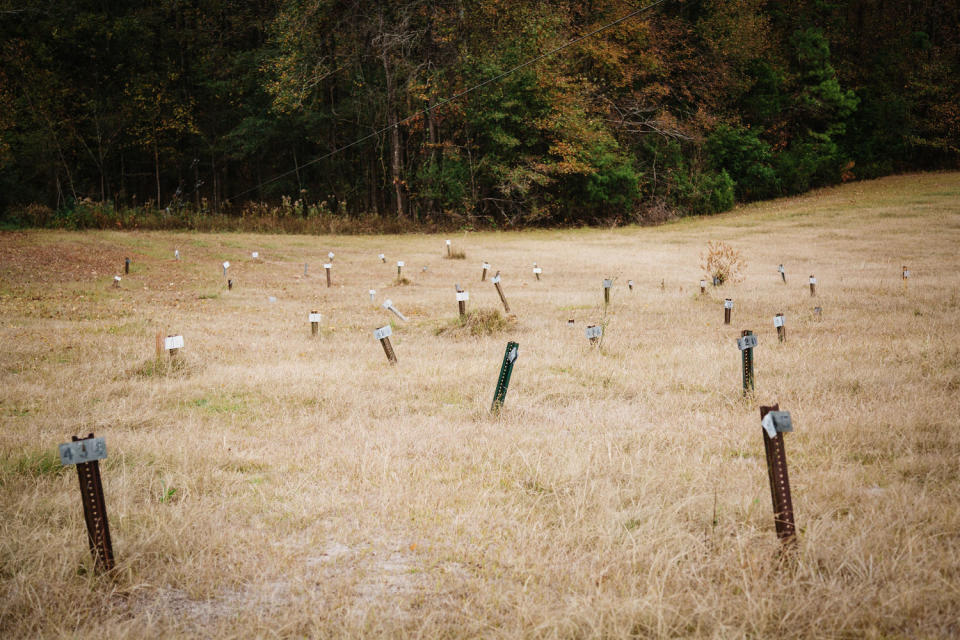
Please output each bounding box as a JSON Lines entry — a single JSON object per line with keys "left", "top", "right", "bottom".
{"left": 230, "top": 0, "right": 668, "bottom": 202}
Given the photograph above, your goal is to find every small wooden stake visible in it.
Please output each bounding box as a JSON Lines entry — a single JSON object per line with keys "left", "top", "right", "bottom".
{"left": 492, "top": 271, "right": 511, "bottom": 313}
{"left": 455, "top": 285, "right": 467, "bottom": 320}
{"left": 311, "top": 310, "right": 320, "bottom": 336}
{"left": 481, "top": 262, "right": 489, "bottom": 281}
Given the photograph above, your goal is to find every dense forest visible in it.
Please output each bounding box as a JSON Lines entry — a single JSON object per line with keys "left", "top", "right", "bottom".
{"left": 1, "top": 0, "right": 958, "bottom": 229}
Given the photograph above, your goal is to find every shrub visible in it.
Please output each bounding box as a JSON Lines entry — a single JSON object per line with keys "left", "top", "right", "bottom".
{"left": 700, "top": 240, "right": 746, "bottom": 285}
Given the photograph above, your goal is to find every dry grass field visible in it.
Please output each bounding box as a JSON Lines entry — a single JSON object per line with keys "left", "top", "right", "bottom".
{"left": 2, "top": 172, "right": 959, "bottom": 638}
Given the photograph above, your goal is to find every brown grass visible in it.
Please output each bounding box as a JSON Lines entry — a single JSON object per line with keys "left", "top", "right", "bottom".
{"left": 1, "top": 172, "right": 959, "bottom": 638}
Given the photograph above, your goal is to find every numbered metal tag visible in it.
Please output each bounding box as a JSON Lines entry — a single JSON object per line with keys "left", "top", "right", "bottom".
{"left": 456, "top": 291, "right": 469, "bottom": 302}
{"left": 585, "top": 325, "right": 603, "bottom": 339}
{"left": 223, "top": 261, "right": 230, "bottom": 269}
{"left": 603, "top": 279, "right": 613, "bottom": 289}
{"left": 506, "top": 344, "right": 518, "bottom": 363}
{"left": 328, "top": 252, "right": 335, "bottom": 259}
{"left": 491, "top": 274, "right": 501, "bottom": 284}
{"left": 482, "top": 262, "right": 490, "bottom": 270}
{"left": 323, "top": 263, "right": 332, "bottom": 269}
{"left": 397, "top": 261, "right": 405, "bottom": 267}
{"left": 737, "top": 334, "right": 758, "bottom": 350}
{"left": 903, "top": 270, "right": 910, "bottom": 278}
{"left": 252, "top": 251, "right": 259, "bottom": 258}
{"left": 59, "top": 437, "right": 107, "bottom": 466}
{"left": 533, "top": 267, "right": 542, "bottom": 275}
{"left": 378, "top": 253, "right": 385, "bottom": 260}
{"left": 724, "top": 299, "right": 733, "bottom": 309}
{"left": 773, "top": 315, "right": 784, "bottom": 328}
{"left": 373, "top": 325, "right": 392, "bottom": 340}
{"left": 446, "top": 240, "right": 451, "bottom": 246}
{"left": 164, "top": 335, "right": 184, "bottom": 350}
{"left": 761, "top": 411, "right": 793, "bottom": 438}
{"left": 308, "top": 313, "right": 322, "bottom": 322}
{"left": 114, "top": 276, "right": 121, "bottom": 282}
{"left": 809, "top": 276, "right": 817, "bottom": 284}
{"left": 778, "top": 265, "right": 785, "bottom": 273}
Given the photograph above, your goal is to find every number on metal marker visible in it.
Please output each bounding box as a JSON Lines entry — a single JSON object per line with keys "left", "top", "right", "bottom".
{"left": 491, "top": 275, "right": 501, "bottom": 284}
{"left": 603, "top": 279, "right": 613, "bottom": 288}
{"left": 585, "top": 325, "right": 603, "bottom": 339}
{"left": 252, "top": 252, "right": 259, "bottom": 258}
{"left": 373, "top": 325, "right": 392, "bottom": 340}
{"left": 59, "top": 437, "right": 108, "bottom": 466}
{"left": 223, "top": 261, "right": 230, "bottom": 269}
{"left": 737, "top": 334, "right": 758, "bottom": 350}
{"left": 309, "top": 313, "right": 322, "bottom": 322}
{"left": 323, "top": 263, "right": 332, "bottom": 269}
{"left": 482, "top": 262, "right": 490, "bottom": 270}
{"left": 164, "top": 335, "right": 184, "bottom": 350}
{"left": 809, "top": 276, "right": 817, "bottom": 284}
{"left": 724, "top": 299, "right": 733, "bottom": 309}
{"left": 397, "top": 261, "right": 405, "bottom": 267}
{"left": 774, "top": 315, "right": 784, "bottom": 327}
{"left": 456, "top": 291, "right": 469, "bottom": 302}
{"left": 761, "top": 411, "right": 793, "bottom": 438}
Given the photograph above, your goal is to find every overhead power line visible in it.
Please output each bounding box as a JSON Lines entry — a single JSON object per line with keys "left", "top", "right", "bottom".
{"left": 230, "top": 0, "right": 668, "bottom": 201}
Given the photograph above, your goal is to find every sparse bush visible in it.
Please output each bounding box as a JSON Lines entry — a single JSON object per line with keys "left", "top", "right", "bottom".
{"left": 445, "top": 248, "right": 467, "bottom": 260}
{"left": 700, "top": 240, "right": 746, "bottom": 285}
{"left": 435, "top": 308, "right": 509, "bottom": 336}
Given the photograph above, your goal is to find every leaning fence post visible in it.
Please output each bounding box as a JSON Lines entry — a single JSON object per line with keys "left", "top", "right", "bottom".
{"left": 59, "top": 434, "right": 114, "bottom": 572}
{"left": 759, "top": 404, "right": 796, "bottom": 546}
{"left": 491, "top": 341, "right": 519, "bottom": 413}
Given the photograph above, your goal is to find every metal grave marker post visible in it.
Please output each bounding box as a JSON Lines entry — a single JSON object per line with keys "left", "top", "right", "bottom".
{"left": 175, "top": 249, "right": 180, "bottom": 261}
{"left": 700, "top": 279, "right": 706, "bottom": 295}
{"left": 382, "top": 299, "right": 408, "bottom": 321}
{"left": 778, "top": 264, "right": 786, "bottom": 283}
{"left": 738, "top": 330, "right": 757, "bottom": 395}
{"left": 902, "top": 265, "right": 910, "bottom": 289}
{"left": 481, "top": 262, "right": 490, "bottom": 281}
{"left": 252, "top": 251, "right": 259, "bottom": 259}
{"left": 369, "top": 289, "right": 376, "bottom": 302}
{"left": 228, "top": 279, "right": 233, "bottom": 290}
{"left": 628, "top": 280, "right": 634, "bottom": 291}
{"left": 379, "top": 253, "right": 386, "bottom": 263}
{"left": 324, "top": 263, "right": 332, "bottom": 288}
{"left": 113, "top": 276, "right": 121, "bottom": 288}
{"left": 309, "top": 311, "right": 321, "bottom": 336}
{"left": 603, "top": 279, "right": 613, "bottom": 306}
{"left": 809, "top": 275, "right": 817, "bottom": 297}
{"left": 492, "top": 271, "right": 511, "bottom": 313}
{"left": 724, "top": 298, "right": 733, "bottom": 325}
{"left": 455, "top": 285, "right": 468, "bottom": 320}
{"left": 491, "top": 341, "right": 519, "bottom": 414}
{"left": 59, "top": 434, "right": 114, "bottom": 572}
{"left": 397, "top": 261, "right": 404, "bottom": 279}
{"left": 814, "top": 306, "right": 822, "bottom": 321}
{"left": 446, "top": 239, "right": 452, "bottom": 257}
{"left": 774, "top": 313, "right": 785, "bottom": 343}
{"left": 533, "top": 263, "right": 542, "bottom": 281}
{"left": 124, "top": 258, "right": 130, "bottom": 274}
{"left": 374, "top": 325, "right": 397, "bottom": 364}
{"left": 759, "top": 405, "right": 796, "bottom": 546}
{"left": 328, "top": 251, "right": 335, "bottom": 262}
{"left": 585, "top": 324, "right": 602, "bottom": 345}
{"left": 165, "top": 334, "right": 184, "bottom": 357}
{"left": 222, "top": 261, "right": 230, "bottom": 277}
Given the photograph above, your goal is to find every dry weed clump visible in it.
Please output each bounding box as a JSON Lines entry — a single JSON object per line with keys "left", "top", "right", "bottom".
{"left": 444, "top": 249, "right": 467, "bottom": 260}
{"left": 133, "top": 355, "right": 192, "bottom": 378}
{"left": 435, "top": 308, "right": 509, "bottom": 336}
{"left": 700, "top": 240, "right": 746, "bottom": 284}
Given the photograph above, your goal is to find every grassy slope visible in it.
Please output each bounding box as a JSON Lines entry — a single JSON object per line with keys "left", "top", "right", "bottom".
{"left": 1, "top": 172, "right": 959, "bottom": 638}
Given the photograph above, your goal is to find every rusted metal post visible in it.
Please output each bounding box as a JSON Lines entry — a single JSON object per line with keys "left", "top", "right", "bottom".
{"left": 492, "top": 271, "right": 511, "bottom": 313}
{"left": 759, "top": 404, "right": 796, "bottom": 546}
{"left": 603, "top": 279, "right": 612, "bottom": 306}
{"left": 325, "top": 263, "right": 332, "bottom": 288}
{"left": 902, "top": 265, "right": 909, "bottom": 289}
{"left": 310, "top": 311, "right": 321, "bottom": 336}
{"left": 724, "top": 298, "right": 732, "bottom": 325}
{"left": 775, "top": 313, "right": 785, "bottom": 343}
{"left": 374, "top": 325, "right": 397, "bottom": 364}
{"left": 227, "top": 279, "right": 233, "bottom": 290}
{"left": 738, "top": 330, "right": 756, "bottom": 395}
{"left": 124, "top": 258, "right": 130, "bottom": 274}
{"left": 456, "top": 285, "right": 468, "bottom": 320}
{"left": 60, "top": 434, "right": 114, "bottom": 572}
{"left": 397, "top": 261, "right": 404, "bottom": 280}
{"left": 809, "top": 275, "right": 816, "bottom": 297}
{"left": 814, "top": 306, "right": 822, "bottom": 321}
{"left": 481, "top": 261, "right": 490, "bottom": 281}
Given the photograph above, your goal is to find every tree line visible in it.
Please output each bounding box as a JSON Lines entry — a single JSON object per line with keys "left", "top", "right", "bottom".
{"left": 2, "top": 0, "right": 957, "bottom": 229}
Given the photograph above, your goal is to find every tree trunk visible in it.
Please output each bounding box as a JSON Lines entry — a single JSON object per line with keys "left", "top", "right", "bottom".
{"left": 154, "top": 133, "right": 161, "bottom": 208}
{"left": 382, "top": 55, "right": 405, "bottom": 220}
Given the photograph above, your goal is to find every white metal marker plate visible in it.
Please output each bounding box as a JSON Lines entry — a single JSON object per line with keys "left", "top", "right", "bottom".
{"left": 165, "top": 335, "right": 184, "bottom": 350}
{"left": 724, "top": 299, "right": 733, "bottom": 309}
{"left": 774, "top": 315, "right": 784, "bottom": 328}
{"left": 603, "top": 279, "right": 613, "bottom": 288}
{"left": 114, "top": 276, "right": 121, "bottom": 282}
{"left": 223, "top": 261, "right": 230, "bottom": 269}
{"left": 456, "top": 291, "right": 469, "bottom": 301}
{"left": 374, "top": 325, "right": 392, "bottom": 340}
{"left": 397, "top": 261, "right": 405, "bottom": 267}
{"left": 904, "top": 270, "right": 910, "bottom": 278}
{"left": 762, "top": 411, "right": 793, "bottom": 438}
{"left": 378, "top": 253, "right": 385, "bottom": 260}
{"left": 778, "top": 265, "right": 785, "bottom": 273}
{"left": 446, "top": 240, "right": 451, "bottom": 245}
{"left": 252, "top": 252, "right": 259, "bottom": 258}
{"left": 328, "top": 252, "right": 335, "bottom": 259}
{"left": 491, "top": 275, "right": 501, "bottom": 284}
{"left": 809, "top": 276, "right": 817, "bottom": 284}
{"left": 309, "top": 313, "right": 322, "bottom": 322}
{"left": 737, "top": 334, "right": 758, "bottom": 350}
{"left": 482, "top": 262, "right": 490, "bottom": 270}
{"left": 59, "top": 438, "right": 107, "bottom": 466}
{"left": 585, "top": 325, "right": 603, "bottom": 339}
{"left": 533, "top": 267, "right": 542, "bottom": 274}
{"left": 324, "top": 263, "right": 332, "bottom": 269}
